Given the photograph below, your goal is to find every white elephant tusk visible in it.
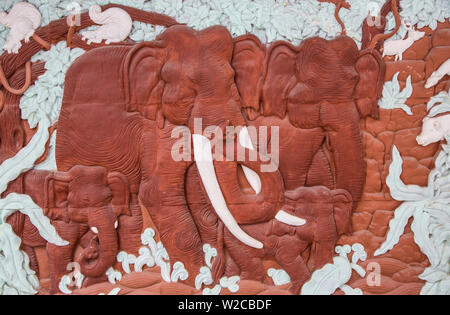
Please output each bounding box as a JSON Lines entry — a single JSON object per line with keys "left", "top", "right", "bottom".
{"left": 193, "top": 134, "right": 263, "bottom": 249}
{"left": 275, "top": 210, "right": 306, "bottom": 226}
{"left": 241, "top": 165, "right": 261, "bottom": 195}
{"left": 90, "top": 226, "right": 99, "bottom": 234}
{"left": 239, "top": 127, "right": 255, "bottom": 150}
{"left": 239, "top": 128, "right": 261, "bottom": 194}
{"left": 114, "top": 221, "right": 118, "bottom": 229}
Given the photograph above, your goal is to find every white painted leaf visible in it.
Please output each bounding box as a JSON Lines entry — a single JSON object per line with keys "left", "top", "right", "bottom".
{"left": 411, "top": 209, "right": 440, "bottom": 266}
{"left": 386, "top": 146, "right": 431, "bottom": 201}
{"left": 374, "top": 202, "right": 417, "bottom": 256}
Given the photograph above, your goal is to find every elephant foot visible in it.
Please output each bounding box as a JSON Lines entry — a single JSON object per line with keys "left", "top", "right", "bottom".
{"left": 148, "top": 204, "right": 204, "bottom": 287}
{"left": 288, "top": 274, "right": 311, "bottom": 295}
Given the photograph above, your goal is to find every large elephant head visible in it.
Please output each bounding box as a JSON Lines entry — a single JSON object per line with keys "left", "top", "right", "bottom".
{"left": 232, "top": 35, "right": 385, "bottom": 204}
{"left": 44, "top": 165, "right": 130, "bottom": 277}
{"left": 123, "top": 25, "right": 247, "bottom": 130}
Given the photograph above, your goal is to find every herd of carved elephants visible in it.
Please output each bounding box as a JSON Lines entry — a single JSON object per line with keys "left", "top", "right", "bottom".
{"left": 2, "top": 20, "right": 386, "bottom": 294}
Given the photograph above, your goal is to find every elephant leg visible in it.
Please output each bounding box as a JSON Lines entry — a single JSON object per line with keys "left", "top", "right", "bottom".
{"left": 118, "top": 193, "right": 143, "bottom": 255}
{"left": 47, "top": 221, "right": 81, "bottom": 294}
{"left": 138, "top": 129, "right": 204, "bottom": 283}
{"left": 223, "top": 229, "right": 264, "bottom": 281}
{"left": 22, "top": 245, "right": 40, "bottom": 277}
{"left": 275, "top": 236, "right": 311, "bottom": 295}
{"left": 320, "top": 101, "right": 365, "bottom": 206}
{"left": 306, "top": 147, "right": 334, "bottom": 189}
{"left": 140, "top": 174, "right": 203, "bottom": 284}
{"left": 313, "top": 239, "right": 336, "bottom": 270}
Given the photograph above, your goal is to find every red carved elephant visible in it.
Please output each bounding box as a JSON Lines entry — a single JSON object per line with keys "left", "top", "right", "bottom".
{"left": 52, "top": 22, "right": 384, "bottom": 285}
{"left": 232, "top": 35, "right": 385, "bottom": 205}
{"left": 7, "top": 166, "right": 138, "bottom": 293}
{"left": 55, "top": 25, "right": 291, "bottom": 281}
{"left": 186, "top": 162, "right": 352, "bottom": 294}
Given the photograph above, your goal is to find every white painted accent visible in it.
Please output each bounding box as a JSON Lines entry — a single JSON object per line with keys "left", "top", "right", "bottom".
{"left": 98, "top": 288, "right": 121, "bottom": 295}
{"left": 241, "top": 165, "right": 261, "bottom": 194}
{"left": 219, "top": 276, "right": 240, "bottom": 293}
{"left": 116, "top": 252, "right": 136, "bottom": 274}
{"left": 379, "top": 72, "right": 413, "bottom": 115}
{"left": 193, "top": 134, "right": 263, "bottom": 249}
{"left": 376, "top": 143, "right": 450, "bottom": 294}
{"left": 417, "top": 115, "right": 450, "bottom": 146}
{"left": 58, "top": 275, "right": 73, "bottom": 295}
{"left": 302, "top": 244, "right": 366, "bottom": 295}
{"left": 0, "top": 115, "right": 50, "bottom": 196}
{"left": 425, "top": 59, "right": 450, "bottom": 89}
{"left": 0, "top": 193, "right": 68, "bottom": 246}
{"left": 171, "top": 262, "right": 189, "bottom": 282}
{"left": 0, "top": 223, "right": 40, "bottom": 295}
{"left": 203, "top": 284, "right": 221, "bottom": 295}
{"left": 275, "top": 210, "right": 306, "bottom": 226}
{"left": 140, "top": 228, "right": 172, "bottom": 282}
{"left": 114, "top": 220, "right": 118, "bottom": 229}
{"left": 267, "top": 268, "right": 291, "bottom": 285}
{"left": 90, "top": 226, "right": 99, "bottom": 235}
{"left": 34, "top": 131, "right": 57, "bottom": 171}
{"left": 195, "top": 266, "right": 213, "bottom": 290}
{"left": 134, "top": 247, "right": 155, "bottom": 272}
{"left": 203, "top": 244, "right": 217, "bottom": 269}
{"left": 238, "top": 128, "right": 262, "bottom": 194}
{"left": 105, "top": 267, "right": 122, "bottom": 284}
{"left": 383, "top": 23, "right": 425, "bottom": 61}
{"left": 239, "top": 127, "right": 255, "bottom": 150}
{"left": 81, "top": 5, "right": 132, "bottom": 45}
{"left": 0, "top": 2, "right": 41, "bottom": 54}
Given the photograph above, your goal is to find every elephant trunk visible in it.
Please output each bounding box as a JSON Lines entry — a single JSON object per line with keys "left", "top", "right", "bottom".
{"left": 77, "top": 212, "right": 118, "bottom": 278}
{"left": 321, "top": 101, "right": 365, "bottom": 206}
{"left": 193, "top": 133, "right": 263, "bottom": 249}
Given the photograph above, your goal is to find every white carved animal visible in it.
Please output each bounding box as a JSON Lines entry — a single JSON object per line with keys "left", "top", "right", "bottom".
{"left": 416, "top": 115, "right": 450, "bottom": 146}
{"left": 0, "top": 2, "right": 41, "bottom": 54}
{"left": 425, "top": 59, "right": 450, "bottom": 89}
{"left": 382, "top": 22, "right": 425, "bottom": 62}
{"left": 81, "top": 5, "right": 132, "bottom": 45}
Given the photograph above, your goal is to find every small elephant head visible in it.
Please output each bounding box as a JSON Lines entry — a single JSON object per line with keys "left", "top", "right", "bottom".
{"left": 44, "top": 165, "right": 130, "bottom": 277}
{"left": 123, "top": 25, "right": 246, "bottom": 130}
{"left": 284, "top": 186, "right": 353, "bottom": 237}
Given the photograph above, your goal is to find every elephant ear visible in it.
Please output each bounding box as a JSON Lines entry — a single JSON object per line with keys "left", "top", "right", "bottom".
{"left": 232, "top": 35, "right": 266, "bottom": 113}
{"left": 332, "top": 189, "right": 353, "bottom": 236}
{"left": 44, "top": 172, "right": 73, "bottom": 222}
{"left": 107, "top": 172, "right": 131, "bottom": 217}
{"left": 262, "top": 42, "right": 299, "bottom": 118}
{"left": 354, "top": 49, "right": 385, "bottom": 119}
{"left": 123, "top": 41, "right": 167, "bottom": 121}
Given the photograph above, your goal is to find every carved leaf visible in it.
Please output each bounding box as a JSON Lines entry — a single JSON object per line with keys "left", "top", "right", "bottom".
{"left": 301, "top": 256, "right": 352, "bottom": 295}
{"left": 379, "top": 73, "right": 413, "bottom": 115}
{"left": 411, "top": 209, "right": 440, "bottom": 266}
{"left": 427, "top": 89, "right": 450, "bottom": 117}
{"left": 386, "top": 146, "right": 432, "bottom": 201}
{"left": 374, "top": 202, "right": 418, "bottom": 256}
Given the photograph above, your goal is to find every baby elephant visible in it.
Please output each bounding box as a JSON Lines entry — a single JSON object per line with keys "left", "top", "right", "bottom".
{"left": 416, "top": 114, "right": 450, "bottom": 146}
{"left": 213, "top": 186, "right": 352, "bottom": 294}
{"left": 7, "top": 165, "right": 131, "bottom": 294}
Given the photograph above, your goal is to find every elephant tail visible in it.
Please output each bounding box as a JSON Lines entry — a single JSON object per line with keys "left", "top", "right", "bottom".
{"left": 211, "top": 221, "right": 226, "bottom": 283}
